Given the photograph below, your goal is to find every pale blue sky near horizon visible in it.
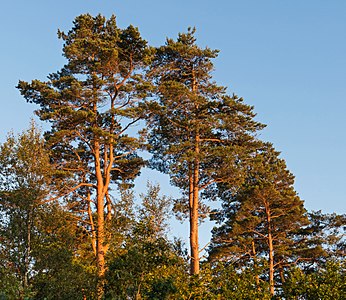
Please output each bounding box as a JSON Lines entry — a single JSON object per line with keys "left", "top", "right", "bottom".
{"left": 1, "top": 1, "right": 345, "bottom": 245}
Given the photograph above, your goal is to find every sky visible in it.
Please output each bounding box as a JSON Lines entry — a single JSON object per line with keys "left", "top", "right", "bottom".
{"left": 1, "top": 1, "right": 345, "bottom": 246}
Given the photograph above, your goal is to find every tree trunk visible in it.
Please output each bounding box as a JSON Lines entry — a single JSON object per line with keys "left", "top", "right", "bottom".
{"left": 190, "top": 133, "right": 200, "bottom": 275}
{"left": 268, "top": 231, "right": 274, "bottom": 296}
{"left": 24, "top": 207, "right": 32, "bottom": 291}
{"left": 279, "top": 265, "right": 285, "bottom": 284}
{"left": 252, "top": 240, "right": 260, "bottom": 289}
{"left": 96, "top": 191, "right": 106, "bottom": 299}
{"left": 189, "top": 69, "right": 200, "bottom": 276}
{"left": 96, "top": 202, "right": 105, "bottom": 294}
{"left": 189, "top": 164, "right": 199, "bottom": 275}
{"left": 94, "top": 139, "right": 106, "bottom": 299}
{"left": 190, "top": 184, "right": 199, "bottom": 275}
{"left": 87, "top": 189, "right": 97, "bottom": 257}
{"left": 266, "top": 206, "right": 275, "bottom": 296}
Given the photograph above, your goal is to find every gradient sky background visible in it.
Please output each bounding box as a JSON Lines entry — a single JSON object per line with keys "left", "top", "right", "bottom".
{"left": 1, "top": 1, "right": 345, "bottom": 246}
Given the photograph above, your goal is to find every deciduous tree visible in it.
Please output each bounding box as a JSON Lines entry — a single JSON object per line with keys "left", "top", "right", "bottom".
{"left": 106, "top": 183, "right": 186, "bottom": 300}
{"left": 0, "top": 123, "right": 54, "bottom": 298}
{"left": 0, "top": 123, "right": 94, "bottom": 299}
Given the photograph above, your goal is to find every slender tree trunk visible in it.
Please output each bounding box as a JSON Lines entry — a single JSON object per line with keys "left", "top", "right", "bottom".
{"left": 279, "top": 265, "right": 285, "bottom": 284}
{"left": 189, "top": 69, "right": 200, "bottom": 275}
{"left": 266, "top": 206, "right": 275, "bottom": 296}
{"left": 94, "top": 139, "right": 106, "bottom": 299}
{"left": 87, "top": 190, "right": 97, "bottom": 257}
{"left": 106, "top": 192, "right": 112, "bottom": 222}
{"left": 188, "top": 165, "right": 196, "bottom": 275}
{"left": 268, "top": 232, "right": 274, "bottom": 296}
{"left": 189, "top": 162, "right": 200, "bottom": 275}
{"left": 136, "top": 281, "right": 142, "bottom": 300}
{"left": 96, "top": 190, "right": 106, "bottom": 299}
{"left": 24, "top": 207, "right": 32, "bottom": 291}
{"left": 252, "top": 240, "right": 260, "bottom": 289}
{"left": 190, "top": 186, "right": 199, "bottom": 275}
{"left": 190, "top": 133, "right": 200, "bottom": 275}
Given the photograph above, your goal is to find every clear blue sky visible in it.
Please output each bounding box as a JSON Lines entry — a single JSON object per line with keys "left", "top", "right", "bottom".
{"left": 1, "top": 1, "right": 345, "bottom": 245}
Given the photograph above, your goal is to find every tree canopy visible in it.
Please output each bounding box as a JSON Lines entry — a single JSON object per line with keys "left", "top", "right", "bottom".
{"left": 0, "top": 13, "right": 343, "bottom": 300}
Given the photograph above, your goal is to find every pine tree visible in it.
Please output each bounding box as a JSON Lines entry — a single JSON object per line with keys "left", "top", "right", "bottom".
{"left": 294, "top": 211, "right": 346, "bottom": 269}
{"left": 210, "top": 144, "right": 309, "bottom": 295}
{"left": 146, "top": 28, "right": 264, "bottom": 275}
{"left": 17, "top": 14, "right": 151, "bottom": 298}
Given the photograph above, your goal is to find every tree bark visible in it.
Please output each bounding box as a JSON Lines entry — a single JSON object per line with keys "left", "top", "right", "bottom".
{"left": 188, "top": 165, "right": 198, "bottom": 275}
{"left": 266, "top": 205, "right": 275, "bottom": 296}
{"left": 94, "top": 138, "right": 106, "bottom": 299}
{"left": 190, "top": 178, "right": 199, "bottom": 275}
{"left": 189, "top": 69, "right": 200, "bottom": 275}
{"left": 190, "top": 132, "right": 200, "bottom": 275}
{"left": 96, "top": 190, "right": 106, "bottom": 298}
{"left": 87, "top": 189, "right": 97, "bottom": 257}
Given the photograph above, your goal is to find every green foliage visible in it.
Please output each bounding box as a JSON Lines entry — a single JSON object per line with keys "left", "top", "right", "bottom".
{"left": 0, "top": 123, "right": 54, "bottom": 298}
{"left": 145, "top": 27, "right": 264, "bottom": 274}
{"left": 210, "top": 144, "right": 310, "bottom": 294}
{"left": 106, "top": 237, "right": 186, "bottom": 299}
{"left": 136, "top": 182, "right": 172, "bottom": 238}
{"left": 31, "top": 203, "right": 96, "bottom": 300}
{"left": 209, "top": 263, "right": 271, "bottom": 300}
{"left": 147, "top": 28, "right": 264, "bottom": 205}
{"left": 105, "top": 187, "right": 137, "bottom": 259}
{"left": 0, "top": 267, "right": 23, "bottom": 300}
{"left": 0, "top": 124, "right": 95, "bottom": 299}
{"left": 17, "top": 14, "right": 150, "bottom": 190}
{"left": 17, "top": 14, "right": 153, "bottom": 297}
{"left": 281, "top": 261, "right": 346, "bottom": 299}
{"left": 301, "top": 211, "right": 346, "bottom": 263}
{"left": 105, "top": 183, "right": 185, "bottom": 299}
{"left": 5, "top": 12, "right": 344, "bottom": 300}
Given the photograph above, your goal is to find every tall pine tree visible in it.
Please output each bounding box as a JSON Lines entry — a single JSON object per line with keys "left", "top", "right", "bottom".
{"left": 146, "top": 28, "right": 264, "bottom": 275}
{"left": 17, "top": 14, "right": 151, "bottom": 298}
{"left": 210, "top": 144, "right": 309, "bottom": 295}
